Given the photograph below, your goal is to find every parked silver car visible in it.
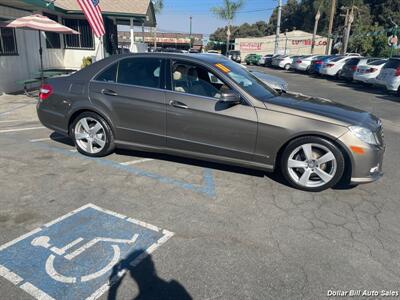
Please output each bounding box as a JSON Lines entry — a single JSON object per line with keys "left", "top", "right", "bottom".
{"left": 37, "top": 53, "right": 385, "bottom": 191}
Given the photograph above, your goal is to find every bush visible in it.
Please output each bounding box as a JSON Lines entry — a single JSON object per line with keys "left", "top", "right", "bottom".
{"left": 81, "top": 56, "right": 92, "bottom": 69}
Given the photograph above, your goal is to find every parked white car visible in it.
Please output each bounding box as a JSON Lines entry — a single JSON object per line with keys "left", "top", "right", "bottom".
{"left": 292, "top": 55, "right": 321, "bottom": 72}
{"left": 319, "top": 55, "right": 358, "bottom": 77}
{"left": 272, "top": 55, "right": 294, "bottom": 70}
{"left": 374, "top": 57, "right": 400, "bottom": 93}
{"left": 353, "top": 59, "right": 387, "bottom": 84}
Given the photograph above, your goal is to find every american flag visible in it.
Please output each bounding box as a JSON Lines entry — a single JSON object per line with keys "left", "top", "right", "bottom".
{"left": 76, "top": 0, "right": 105, "bottom": 37}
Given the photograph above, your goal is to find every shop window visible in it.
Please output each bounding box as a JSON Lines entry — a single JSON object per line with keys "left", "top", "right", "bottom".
{"left": 0, "top": 18, "right": 18, "bottom": 56}
{"left": 63, "top": 18, "right": 94, "bottom": 49}
{"left": 43, "top": 13, "right": 61, "bottom": 49}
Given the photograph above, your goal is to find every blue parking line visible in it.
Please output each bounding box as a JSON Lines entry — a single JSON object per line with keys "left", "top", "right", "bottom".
{"left": 34, "top": 142, "right": 216, "bottom": 198}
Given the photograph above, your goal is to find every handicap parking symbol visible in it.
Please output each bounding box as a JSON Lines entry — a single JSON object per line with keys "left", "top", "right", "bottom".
{"left": 0, "top": 204, "right": 174, "bottom": 300}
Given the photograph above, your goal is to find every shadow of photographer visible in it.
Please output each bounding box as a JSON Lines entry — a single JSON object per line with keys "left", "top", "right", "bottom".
{"left": 107, "top": 249, "right": 192, "bottom": 300}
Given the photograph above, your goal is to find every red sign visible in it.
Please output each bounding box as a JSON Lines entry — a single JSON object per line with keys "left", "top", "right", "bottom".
{"left": 240, "top": 42, "right": 262, "bottom": 51}
{"left": 291, "top": 39, "right": 327, "bottom": 46}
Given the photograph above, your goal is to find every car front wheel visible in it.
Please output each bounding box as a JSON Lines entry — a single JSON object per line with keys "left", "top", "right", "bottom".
{"left": 70, "top": 112, "right": 115, "bottom": 157}
{"left": 280, "top": 137, "right": 345, "bottom": 192}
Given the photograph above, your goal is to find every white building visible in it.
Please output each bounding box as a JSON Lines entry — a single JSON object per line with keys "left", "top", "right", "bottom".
{"left": 235, "top": 30, "right": 328, "bottom": 57}
{"left": 0, "top": 0, "right": 156, "bottom": 94}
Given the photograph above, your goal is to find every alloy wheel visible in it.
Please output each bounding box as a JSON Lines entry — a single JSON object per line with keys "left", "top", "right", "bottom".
{"left": 74, "top": 117, "right": 106, "bottom": 154}
{"left": 287, "top": 143, "right": 337, "bottom": 188}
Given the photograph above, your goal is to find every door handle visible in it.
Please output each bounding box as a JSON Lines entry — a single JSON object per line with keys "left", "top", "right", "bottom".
{"left": 101, "top": 89, "right": 118, "bottom": 96}
{"left": 169, "top": 100, "right": 188, "bottom": 109}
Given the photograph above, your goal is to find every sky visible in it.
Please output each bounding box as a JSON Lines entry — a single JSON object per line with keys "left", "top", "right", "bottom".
{"left": 155, "top": 0, "right": 288, "bottom": 37}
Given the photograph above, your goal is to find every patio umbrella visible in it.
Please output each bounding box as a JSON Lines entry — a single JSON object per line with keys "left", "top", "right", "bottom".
{"left": 4, "top": 14, "right": 79, "bottom": 84}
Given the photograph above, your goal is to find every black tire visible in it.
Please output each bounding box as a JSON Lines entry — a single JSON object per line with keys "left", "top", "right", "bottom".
{"left": 284, "top": 64, "right": 291, "bottom": 70}
{"left": 280, "top": 136, "right": 345, "bottom": 192}
{"left": 70, "top": 111, "right": 115, "bottom": 157}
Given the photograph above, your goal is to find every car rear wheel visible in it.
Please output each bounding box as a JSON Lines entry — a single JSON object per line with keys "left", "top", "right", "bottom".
{"left": 284, "top": 64, "right": 291, "bottom": 70}
{"left": 280, "top": 137, "right": 345, "bottom": 192}
{"left": 71, "top": 112, "right": 115, "bottom": 157}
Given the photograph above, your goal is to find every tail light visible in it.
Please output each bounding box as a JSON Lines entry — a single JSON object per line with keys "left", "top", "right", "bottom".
{"left": 315, "top": 60, "right": 323, "bottom": 65}
{"left": 366, "top": 68, "right": 378, "bottom": 73}
{"left": 296, "top": 60, "right": 302, "bottom": 64}
{"left": 39, "top": 84, "right": 53, "bottom": 101}
{"left": 326, "top": 63, "right": 335, "bottom": 68}
{"left": 351, "top": 66, "right": 357, "bottom": 71}
{"left": 395, "top": 67, "right": 400, "bottom": 76}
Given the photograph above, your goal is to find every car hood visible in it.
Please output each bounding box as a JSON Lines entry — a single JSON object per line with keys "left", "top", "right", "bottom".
{"left": 265, "top": 92, "right": 381, "bottom": 130}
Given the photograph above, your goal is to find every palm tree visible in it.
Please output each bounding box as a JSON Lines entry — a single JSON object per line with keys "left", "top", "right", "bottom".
{"left": 211, "top": 0, "right": 244, "bottom": 55}
{"left": 311, "top": 0, "right": 330, "bottom": 53}
{"left": 152, "top": 0, "right": 164, "bottom": 49}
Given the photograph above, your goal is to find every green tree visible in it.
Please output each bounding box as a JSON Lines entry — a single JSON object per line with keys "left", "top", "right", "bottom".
{"left": 211, "top": 0, "right": 244, "bottom": 54}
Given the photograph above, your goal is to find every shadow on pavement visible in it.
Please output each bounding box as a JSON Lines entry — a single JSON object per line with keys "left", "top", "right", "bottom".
{"left": 107, "top": 249, "right": 192, "bottom": 300}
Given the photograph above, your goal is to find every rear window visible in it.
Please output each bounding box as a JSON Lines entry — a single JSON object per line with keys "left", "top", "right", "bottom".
{"left": 383, "top": 59, "right": 400, "bottom": 69}
{"left": 95, "top": 63, "right": 118, "bottom": 83}
{"left": 346, "top": 58, "right": 360, "bottom": 65}
{"left": 330, "top": 56, "right": 345, "bottom": 62}
{"left": 369, "top": 59, "right": 387, "bottom": 66}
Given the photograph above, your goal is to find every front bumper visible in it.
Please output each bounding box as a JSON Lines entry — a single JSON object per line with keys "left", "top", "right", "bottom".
{"left": 338, "top": 130, "right": 385, "bottom": 185}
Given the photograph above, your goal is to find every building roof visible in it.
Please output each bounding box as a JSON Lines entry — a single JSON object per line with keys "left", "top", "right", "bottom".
{"left": 54, "top": 0, "right": 151, "bottom": 16}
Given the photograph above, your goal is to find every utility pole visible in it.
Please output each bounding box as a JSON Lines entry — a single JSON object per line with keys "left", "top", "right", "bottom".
{"left": 189, "top": 16, "right": 193, "bottom": 49}
{"left": 284, "top": 29, "right": 288, "bottom": 55}
{"left": 341, "top": 4, "right": 358, "bottom": 54}
{"left": 311, "top": 8, "right": 321, "bottom": 54}
{"left": 274, "top": 0, "right": 282, "bottom": 55}
{"left": 326, "top": 0, "right": 336, "bottom": 55}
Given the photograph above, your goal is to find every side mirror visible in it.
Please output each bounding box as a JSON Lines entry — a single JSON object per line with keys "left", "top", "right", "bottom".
{"left": 220, "top": 91, "right": 241, "bottom": 104}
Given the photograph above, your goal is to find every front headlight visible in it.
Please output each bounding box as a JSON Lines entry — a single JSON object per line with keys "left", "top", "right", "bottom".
{"left": 349, "top": 126, "right": 378, "bottom": 145}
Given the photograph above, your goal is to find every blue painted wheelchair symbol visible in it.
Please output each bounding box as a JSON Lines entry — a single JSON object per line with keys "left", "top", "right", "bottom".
{"left": 0, "top": 204, "right": 174, "bottom": 300}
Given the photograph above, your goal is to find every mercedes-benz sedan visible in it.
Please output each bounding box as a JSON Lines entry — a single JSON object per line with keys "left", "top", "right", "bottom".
{"left": 37, "top": 53, "right": 385, "bottom": 192}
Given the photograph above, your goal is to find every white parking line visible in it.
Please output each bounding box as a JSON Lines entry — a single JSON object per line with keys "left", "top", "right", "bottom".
{"left": 0, "top": 119, "right": 38, "bottom": 123}
{"left": 0, "top": 126, "right": 45, "bottom": 133}
{"left": 120, "top": 158, "right": 153, "bottom": 166}
{"left": 30, "top": 136, "right": 68, "bottom": 143}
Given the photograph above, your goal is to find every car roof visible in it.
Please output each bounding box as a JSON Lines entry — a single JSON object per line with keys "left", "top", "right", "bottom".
{"left": 70, "top": 52, "right": 234, "bottom": 80}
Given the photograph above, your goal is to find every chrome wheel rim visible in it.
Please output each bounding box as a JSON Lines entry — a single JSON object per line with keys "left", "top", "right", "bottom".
{"left": 287, "top": 143, "right": 337, "bottom": 188}
{"left": 74, "top": 117, "right": 106, "bottom": 154}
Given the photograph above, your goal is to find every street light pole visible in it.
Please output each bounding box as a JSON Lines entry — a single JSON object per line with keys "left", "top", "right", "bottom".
{"left": 274, "top": 0, "right": 282, "bottom": 55}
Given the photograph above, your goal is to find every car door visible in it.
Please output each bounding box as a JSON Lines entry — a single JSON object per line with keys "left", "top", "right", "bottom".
{"left": 89, "top": 57, "right": 167, "bottom": 148}
{"left": 165, "top": 59, "right": 258, "bottom": 162}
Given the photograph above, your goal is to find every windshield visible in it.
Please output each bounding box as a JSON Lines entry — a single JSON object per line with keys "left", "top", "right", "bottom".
{"left": 216, "top": 61, "right": 278, "bottom": 101}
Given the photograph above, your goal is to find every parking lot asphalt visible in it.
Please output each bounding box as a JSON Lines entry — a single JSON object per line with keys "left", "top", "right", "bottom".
{"left": 0, "top": 68, "right": 400, "bottom": 300}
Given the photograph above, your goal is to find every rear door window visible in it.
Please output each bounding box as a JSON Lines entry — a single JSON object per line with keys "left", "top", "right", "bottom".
{"left": 117, "top": 57, "right": 163, "bottom": 89}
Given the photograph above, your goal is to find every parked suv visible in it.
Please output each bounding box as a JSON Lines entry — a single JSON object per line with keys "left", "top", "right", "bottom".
{"left": 375, "top": 57, "right": 400, "bottom": 93}
{"left": 228, "top": 50, "right": 241, "bottom": 63}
